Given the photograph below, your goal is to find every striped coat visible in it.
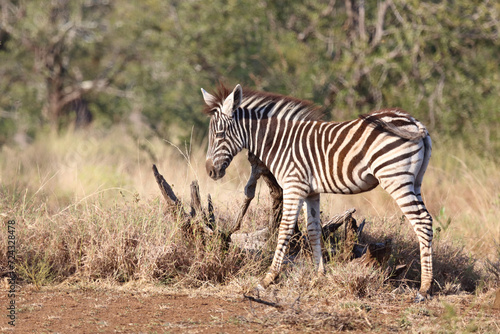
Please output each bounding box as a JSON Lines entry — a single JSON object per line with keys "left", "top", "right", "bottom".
{"left": 202, "top": 84, "right": 433, "bottom": 301}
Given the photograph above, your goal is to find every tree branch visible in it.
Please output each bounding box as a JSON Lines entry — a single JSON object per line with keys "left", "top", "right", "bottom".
{"left": 370, "top": 0, "right": 390, "bottom": 49}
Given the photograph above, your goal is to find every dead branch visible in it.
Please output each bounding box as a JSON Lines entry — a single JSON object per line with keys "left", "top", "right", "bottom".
{"left": 357, "top": 240, "right": 392, "bottom": 267}
{"left": 322, "top": 208, "right": 357, "bottom": 238}
{"left": 370, "top": 0, "right": 390, "bottom": 49}
{"left": 243, "top": 294, "right": 284, "bottom": 310}
{"left": 207, "top": 194, "right": 215, "bottom": 227}
{"left": 152, "top": 164, "right": 186, "bottom": 216}
{"left": 189, "top": 180, "right": 218, "bottom": 237}
{"left": 189, "top": 180, "right": 202, "bottom": 217}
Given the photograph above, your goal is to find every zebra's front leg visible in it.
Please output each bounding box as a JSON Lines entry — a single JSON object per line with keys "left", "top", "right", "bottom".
{"left": 304, "top": 194, "right": 325, "bottom": 275}
{"left": 233, "top": 161, "right": 261, "bottom": 232}
{"left": 260, "top": 191, "right": 305, "bottom": 289}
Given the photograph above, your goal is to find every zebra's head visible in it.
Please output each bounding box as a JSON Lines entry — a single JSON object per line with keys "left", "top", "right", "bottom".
{"left": 201, "top": 84, "right": 243, "bottom": 180}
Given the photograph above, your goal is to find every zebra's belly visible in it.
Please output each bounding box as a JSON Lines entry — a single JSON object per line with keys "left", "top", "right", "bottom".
{"left": 311, "top": 170, "right": 379, "bottom": 195}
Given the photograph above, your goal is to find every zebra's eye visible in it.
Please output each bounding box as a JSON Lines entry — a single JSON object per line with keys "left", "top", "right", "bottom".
{"left": 215, "top": 131, "right": 225, "bottom": 139}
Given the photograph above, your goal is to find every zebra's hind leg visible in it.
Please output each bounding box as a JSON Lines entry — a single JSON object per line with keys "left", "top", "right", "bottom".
{"left": 304, "top": 194, "right": 325, "bottom": 276}
{"left": 412, "top": 135, "right": 433, "bottom": 301}
{"left": 260, "top": 190, "right": 305, "bottom": 289}
{"left": 387, "top": 183, "right": 433, "bottom": 302}
{"left": 415, "top": 227, "right": 433, "bottom": 302}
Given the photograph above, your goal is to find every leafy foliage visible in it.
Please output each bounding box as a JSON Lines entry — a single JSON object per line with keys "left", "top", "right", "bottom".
{"left": 0, "top": 0, "right": 499, "bottom": 153}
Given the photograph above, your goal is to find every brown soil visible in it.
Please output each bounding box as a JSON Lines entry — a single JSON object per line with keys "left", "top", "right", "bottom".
{"left": 1, "top": 285, "right": 499, "bottom": 333}
{"left": 2, "top": 286, "right": 272, "bottom": 333}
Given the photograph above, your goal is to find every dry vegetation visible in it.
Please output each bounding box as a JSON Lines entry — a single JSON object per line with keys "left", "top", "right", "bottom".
{"left": 1, "top": 126, "right": 499, "bottom": 332}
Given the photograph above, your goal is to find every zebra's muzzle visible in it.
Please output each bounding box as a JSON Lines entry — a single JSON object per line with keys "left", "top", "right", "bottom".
{"left": 205, "top": 158, "right": 226, "bottom": 180}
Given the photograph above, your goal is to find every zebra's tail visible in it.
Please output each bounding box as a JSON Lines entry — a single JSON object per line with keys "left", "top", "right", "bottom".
{"left": 360, "top": 113, "right": 428, "bottom": 142}
{"left": 387, "top": 118, "right": 428, "bottom": 142}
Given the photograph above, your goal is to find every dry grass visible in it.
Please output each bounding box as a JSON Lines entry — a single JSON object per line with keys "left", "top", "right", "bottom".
{"left": 0, "top": 126, "right": 499, "bottom": 331}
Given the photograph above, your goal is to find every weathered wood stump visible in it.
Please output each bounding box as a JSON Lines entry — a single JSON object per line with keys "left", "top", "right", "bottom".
{"left": 153, "top": 161, "right": 394, "bottom": 270}
{"left": 153, "top": 165, "right": 218, "bottom": 239}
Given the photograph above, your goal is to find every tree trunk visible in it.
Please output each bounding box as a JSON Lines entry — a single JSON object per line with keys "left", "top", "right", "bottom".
{"left": 73, "top": 98, "right": 93, "bottom": 129}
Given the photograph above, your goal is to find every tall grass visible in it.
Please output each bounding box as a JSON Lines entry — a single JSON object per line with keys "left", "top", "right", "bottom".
{"left": 0, "top": 126, "right": 498, "bottom": 293}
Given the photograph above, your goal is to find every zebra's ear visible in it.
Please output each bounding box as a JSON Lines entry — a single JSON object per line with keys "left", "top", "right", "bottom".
{"left": 201, "top": 88, "right": 217, "bottom": 106}
{"left": 222, "top": 84, "right": 242, "bottom": 118}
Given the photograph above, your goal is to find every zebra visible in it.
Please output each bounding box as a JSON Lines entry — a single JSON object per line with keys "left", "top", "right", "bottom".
{"left": 201, "top": 83, "right": 433, "bottom": 301}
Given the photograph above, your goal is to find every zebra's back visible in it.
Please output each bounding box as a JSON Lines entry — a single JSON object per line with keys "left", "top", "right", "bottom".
{"left": 274, "top": 109, "right": 429, "bottom": 196}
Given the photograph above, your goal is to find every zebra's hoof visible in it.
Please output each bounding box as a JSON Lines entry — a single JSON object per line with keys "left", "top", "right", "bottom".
{"left": 249, "top": 283, "right": 266, "bottom": 298}
{"left": 255, "top": 283, "right": 265, "bottom": 293}
{"left": 414, "top": 291, "right": 431, "bottom": 303}
{"left": 260, "top": 273, "right": 275, "bottom": 289}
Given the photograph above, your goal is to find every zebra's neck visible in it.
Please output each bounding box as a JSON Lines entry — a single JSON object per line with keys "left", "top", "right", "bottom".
{"left": 239, "top": 93, "right": 322, "bottom": 122}
{"left": 233, "top": 98, "right": 325, "bottom": 175}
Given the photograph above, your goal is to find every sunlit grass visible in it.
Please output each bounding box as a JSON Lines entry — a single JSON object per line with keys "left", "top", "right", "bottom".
{"left": 0, "top": 125, "right": 498, "bottom": 291}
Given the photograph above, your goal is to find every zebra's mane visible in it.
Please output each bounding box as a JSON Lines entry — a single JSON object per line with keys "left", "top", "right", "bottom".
{"left": 203, "top": 84, "right": 324, "bottom": 121}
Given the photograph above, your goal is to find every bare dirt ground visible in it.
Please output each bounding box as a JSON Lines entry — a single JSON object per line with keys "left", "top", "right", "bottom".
{"left": 1, "top": 285, "right": 499, "bottom": 333}
{"left": 2, "top": 287, "right": 269, "bottom": 333}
